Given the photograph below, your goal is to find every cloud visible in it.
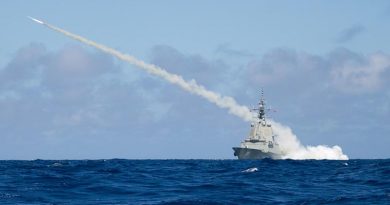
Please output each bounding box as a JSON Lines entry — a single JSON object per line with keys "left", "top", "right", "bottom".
{"left": 215, "top": 43, "right": 254, "bottom": 58}
{"left": 245, "top": 48, "right": 328, "bottom": 94}
{"left": 245, "top": 48, "right": 390, "bottom": 94}
{"left": 0, "top": 43, "right": 46, "bottom": 89}
{"left": 1, "top": 43, "right": 389, "bottom": 159}
{"left": 329, "top": 49, "right": 390, "bottom": 93}
{"left": 336, "top": 25, "right": 365, "bottom": 43}
{"left": 0, "top": 43, "right": 155, "bottom": 138}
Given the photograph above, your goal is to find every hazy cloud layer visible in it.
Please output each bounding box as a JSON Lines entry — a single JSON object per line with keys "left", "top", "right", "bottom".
{"left": 329, "top": 49, "right": 390, "bottom": 93}
{"left": 0, "top": 43, "right": 389, "bottom": 159}
{"left": 0, "top": 44, "right": 163, "bottom": 158}
{"left": 246, "top": 48, "right": 390, "bottom": 94}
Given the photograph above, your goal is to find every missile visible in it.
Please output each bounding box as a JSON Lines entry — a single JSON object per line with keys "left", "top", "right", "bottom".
{"left": 27, "top": 16, "right": 44, "bottom": 24}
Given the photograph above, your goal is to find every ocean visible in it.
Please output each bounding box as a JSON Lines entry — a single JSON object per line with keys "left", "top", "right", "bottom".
{"left": 0, "top": 159, "right": 388, "bottom": 204}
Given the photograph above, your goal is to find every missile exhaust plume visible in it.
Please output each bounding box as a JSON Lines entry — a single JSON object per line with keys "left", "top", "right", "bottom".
{"left": 29, "top": 17, "right": 348, "bottom": 160}
{"left": 27, "top": 16, "right": 44, "bottom": 24}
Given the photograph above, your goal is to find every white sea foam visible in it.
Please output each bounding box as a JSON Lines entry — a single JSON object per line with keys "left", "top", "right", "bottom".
{"left": 242, "top": 167, "right": 258, "bottom": 173}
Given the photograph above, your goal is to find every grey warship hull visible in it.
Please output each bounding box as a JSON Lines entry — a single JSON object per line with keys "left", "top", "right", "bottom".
{"left": 233, "top": 147, "right": 281, "bottom": 160}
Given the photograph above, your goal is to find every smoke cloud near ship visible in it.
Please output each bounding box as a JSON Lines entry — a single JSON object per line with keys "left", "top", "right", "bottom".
{"left": 30, "top": 17, "right": 348, "bottom": 160}
{"left": 272, "top": 121, "right": 348, "bottom": 160}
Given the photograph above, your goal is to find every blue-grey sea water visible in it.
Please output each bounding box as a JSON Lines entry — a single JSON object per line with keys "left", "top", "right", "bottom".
{"left": 0, "top": 159, "right": 389, "bottom": 204}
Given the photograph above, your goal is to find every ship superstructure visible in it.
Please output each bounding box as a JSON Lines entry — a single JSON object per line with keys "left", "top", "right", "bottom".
{"left": 233, "top": 90, "right": 281, "bottom": 159}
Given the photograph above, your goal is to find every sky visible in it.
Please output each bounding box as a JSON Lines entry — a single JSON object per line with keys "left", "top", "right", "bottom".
{"left": 0, "top": 1, "right": 389, "bottom": 159}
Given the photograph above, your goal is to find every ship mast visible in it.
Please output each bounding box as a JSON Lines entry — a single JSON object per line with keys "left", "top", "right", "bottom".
{"left": 258, "top": 89, "right": 266, "bottom": 121}
{"left": 251, "top": 89, "right": 269, "bottom": 123}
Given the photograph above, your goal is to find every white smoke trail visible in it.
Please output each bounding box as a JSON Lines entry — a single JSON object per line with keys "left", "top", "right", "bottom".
{"left": 34, "top": 19, "right": 348, "bottom": 160}
{"left": 41, "top": 22, "right": 254, "bottom": 122}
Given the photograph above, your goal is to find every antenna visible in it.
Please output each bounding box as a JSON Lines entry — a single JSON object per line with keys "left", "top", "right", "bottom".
{"left": 261, "top": 88, "right": 264, "bottom": 101}
{"left": 258, "top": 88, "right": 266, "bottom": 120}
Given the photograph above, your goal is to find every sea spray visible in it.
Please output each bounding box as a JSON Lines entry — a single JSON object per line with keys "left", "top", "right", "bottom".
{"left": 30, "top": 17, "right": 348, "bottom": 160}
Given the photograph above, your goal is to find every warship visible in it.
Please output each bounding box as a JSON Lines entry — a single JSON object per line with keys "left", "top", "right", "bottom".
{"left": 233, "top": 91, "right": 282, "bottom": 159}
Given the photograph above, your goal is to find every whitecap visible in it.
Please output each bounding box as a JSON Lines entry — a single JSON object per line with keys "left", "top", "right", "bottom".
{"left": 50, "top": 162, "right": 62, "bottom": 167}
{"left": 242, "top": 167, "right": 258, "bottom": 173}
